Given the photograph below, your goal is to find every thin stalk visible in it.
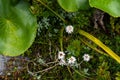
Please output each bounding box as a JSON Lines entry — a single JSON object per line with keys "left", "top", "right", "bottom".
{"left": 35, "top": 63, "right": 59, "bottom": 73}
{"left": 37, "top": 0, "right": 66, "bottom": 23}
{"left": 59, "top": 27, "right": 64, "bottom": 51}
{"left": 80, "top": 39, "right": 108, "bottom": 56}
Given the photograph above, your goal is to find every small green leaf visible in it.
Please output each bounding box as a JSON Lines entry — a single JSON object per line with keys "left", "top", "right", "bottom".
{"left": 0, "top": 0, "right": 37, "bottom": 56}
{"left": 57, "top": 0, "right": 90, "bottom": 12}
{"left": 89, "top": 0, "right": 120, "bottom": 17}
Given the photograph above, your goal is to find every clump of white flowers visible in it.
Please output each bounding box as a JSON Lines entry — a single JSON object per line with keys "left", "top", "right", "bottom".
{"left": 83, "top": 54, "right": 90, "bottom": 62}
{"left": 65, "top": 25, "right": 74, "bottom": 34}
{"left": 58, "top": 51, "right": 91, "bottom": 67}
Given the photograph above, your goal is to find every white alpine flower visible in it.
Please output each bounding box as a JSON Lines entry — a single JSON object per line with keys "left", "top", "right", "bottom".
{"left": 83, "top": 54, "right": 90, "bottom": 62}
{"left": 68, "top": 56, "right": 76, "bottom": 64}
{"left": 58, "top": 51, "right": 65, "bottom": 60}
{"left": 66, "top": 25, "right": 74, "bottom": 34}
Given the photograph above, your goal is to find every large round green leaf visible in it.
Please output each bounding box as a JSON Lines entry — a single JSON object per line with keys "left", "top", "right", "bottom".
{"left": 0, "top": 0, "right": 37, "bottom": 56}
{"left": 57, "top": 0, "right": 90, "bottom": 12}
{"left": 89, "top": 0, "right": 120, "bottom": 17}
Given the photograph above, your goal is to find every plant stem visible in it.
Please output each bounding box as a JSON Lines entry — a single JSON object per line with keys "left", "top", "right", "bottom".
{"left": 35, "top": 63, "right": 59, "bottom": 73}
{"left": 59, "top": 27, "right": 64, "bottom": 51}
{"left": 37, "top": 0, "right": 66, "bottom": 23}
{"left": 80, "top": 39, "right": 108, "bottom": 56}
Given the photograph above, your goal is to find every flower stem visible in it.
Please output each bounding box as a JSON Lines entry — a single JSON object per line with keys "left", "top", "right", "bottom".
{"left": 59, "top": 27, "right": 64, "bottom": 51}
